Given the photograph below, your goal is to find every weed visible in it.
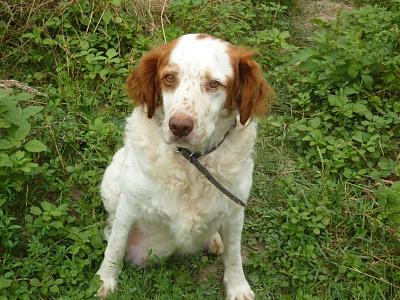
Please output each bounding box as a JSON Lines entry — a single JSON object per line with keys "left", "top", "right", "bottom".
{"left": 0, "top": 90, "right": 47, "bottom": 194}
{"left": 282, "top": 4, "right": 400, "bottom": 180}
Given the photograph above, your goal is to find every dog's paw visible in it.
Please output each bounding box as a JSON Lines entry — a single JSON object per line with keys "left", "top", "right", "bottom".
{"left": 226, "top": 284, "right": 255, "bottom": 300}
{"left": 207, "top": 232, "right": 224, "bottom": 255}
{"left": 96, "top": 276, "right": 116, "bottom": 299}
{"left": 96, "top": 268, "right": 117, "bottom": 299}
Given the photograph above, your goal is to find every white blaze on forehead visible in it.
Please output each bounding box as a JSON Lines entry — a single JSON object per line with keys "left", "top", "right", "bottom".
{"left": 169, "top": 34, "right": 233, "bottom": 82}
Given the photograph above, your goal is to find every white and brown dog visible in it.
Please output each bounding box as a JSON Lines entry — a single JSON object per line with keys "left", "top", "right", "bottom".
{"left": 96, "top": 33, "right": 274, "bottom": 299}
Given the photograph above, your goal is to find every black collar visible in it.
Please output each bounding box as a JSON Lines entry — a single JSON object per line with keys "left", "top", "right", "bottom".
{"left": 176, "top": 126, "right": 232, "bottom": 159}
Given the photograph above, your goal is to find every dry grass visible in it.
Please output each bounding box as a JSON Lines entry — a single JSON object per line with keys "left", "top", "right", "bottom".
{"left": 0, "top": 0, "right": 172, "bottom": 41}
{"left": 125, "top": 0, "right": 171, "bottom": 38}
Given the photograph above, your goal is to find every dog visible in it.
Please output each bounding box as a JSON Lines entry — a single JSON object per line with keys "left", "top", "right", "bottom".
{"left": 96, "top": 33, "right": 274, "bottom": 299}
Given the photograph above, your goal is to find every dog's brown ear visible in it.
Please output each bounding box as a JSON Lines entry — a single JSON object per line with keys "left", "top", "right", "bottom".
{"left": 230, "top": 47, "right": 275, "bottom": 125}
{"left": 126, "top": 45, "right": 169, "bottom": 118}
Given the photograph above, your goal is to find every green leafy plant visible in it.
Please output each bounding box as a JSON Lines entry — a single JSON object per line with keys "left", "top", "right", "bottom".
{"left": 0, "top": 90, "right": 47, "bottom": 193}
{"left": 376, "top": 182, "right": 400, "bottom": 231}
{"left": 283, "top": 5, "right": 400, "bottom": 180}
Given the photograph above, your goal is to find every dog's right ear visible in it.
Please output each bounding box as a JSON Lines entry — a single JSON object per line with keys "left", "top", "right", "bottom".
{"left": 126, "top": 45, "right": 170, "bottom": 118}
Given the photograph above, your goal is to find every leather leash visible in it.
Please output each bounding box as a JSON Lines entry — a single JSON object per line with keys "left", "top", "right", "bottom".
{"left": 175, "top": 125, "right": 246, "bottom": 207}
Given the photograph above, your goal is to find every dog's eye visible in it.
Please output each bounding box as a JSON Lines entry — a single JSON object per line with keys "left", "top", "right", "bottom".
{"left": 209, "top": 80, "right": 221, "bottom": 89}
{"left": 164, "top": 74, "right": 175, "bottom": 85}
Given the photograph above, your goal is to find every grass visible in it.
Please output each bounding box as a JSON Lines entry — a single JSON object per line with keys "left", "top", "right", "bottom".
{"left": 0, "top": 0, "right": 399, "bottom": 299}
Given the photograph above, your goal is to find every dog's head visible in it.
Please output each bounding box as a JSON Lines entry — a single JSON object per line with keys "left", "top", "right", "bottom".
{"left": 127, "top": 34, "right": 274, "bottom": 149}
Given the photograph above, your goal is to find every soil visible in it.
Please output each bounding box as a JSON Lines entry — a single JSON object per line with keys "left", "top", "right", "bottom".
{"left": 292, "top": 0, "right": 355, "bottom": 33}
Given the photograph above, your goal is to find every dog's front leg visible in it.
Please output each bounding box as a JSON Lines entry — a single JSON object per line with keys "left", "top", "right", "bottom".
{"left": 221, "top": 210, "right": 255, "bottom": 300}
{"left": 96, "top": 199, "right": 135, "bottom": 298}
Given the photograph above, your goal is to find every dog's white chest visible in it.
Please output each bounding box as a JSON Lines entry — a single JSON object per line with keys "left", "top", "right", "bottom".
{"left": 139, "top": 166, "right": 231, "bottom": 250}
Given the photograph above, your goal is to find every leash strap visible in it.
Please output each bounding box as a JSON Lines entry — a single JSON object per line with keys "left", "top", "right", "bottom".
{"left": 176, "top": 147, "right": 246, "bottom": 207}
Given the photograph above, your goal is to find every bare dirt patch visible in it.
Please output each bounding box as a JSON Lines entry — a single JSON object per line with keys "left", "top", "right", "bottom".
{"left": 292, "top": 0, "right": 355, "bottom": 33}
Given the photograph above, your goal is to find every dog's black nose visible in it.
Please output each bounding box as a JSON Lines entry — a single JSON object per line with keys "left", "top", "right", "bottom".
{"left": 169, "top": 114, "right": 194, "bottom": 137}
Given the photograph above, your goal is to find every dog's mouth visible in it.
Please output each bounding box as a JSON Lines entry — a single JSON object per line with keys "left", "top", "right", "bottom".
{"left": 165, "top": 132, "right": 209, "bottom": 153}
{"left": 169, "top": 135, "right": 190, "bottom": 146}
{"left": 168, "top": 135, "right": 198, "bottom": 148}
{"left": 162, "top": 120, "right": 210, "bottom": 152}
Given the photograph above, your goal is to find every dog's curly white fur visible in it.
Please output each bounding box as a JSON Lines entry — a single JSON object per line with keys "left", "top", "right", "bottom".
{"left": 96, "top": 34, "right": 273, "bottom": 299}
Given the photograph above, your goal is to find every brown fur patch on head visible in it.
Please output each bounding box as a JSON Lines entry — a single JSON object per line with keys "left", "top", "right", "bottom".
{"left": 196, "top": 33, "right": 213, "bottom": 40}
{"left": 227, "top": 46, "right": 275, "bottom": 125}
{"left": 126, "top": 39, "right": 177, "bottom": 118}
